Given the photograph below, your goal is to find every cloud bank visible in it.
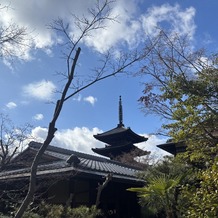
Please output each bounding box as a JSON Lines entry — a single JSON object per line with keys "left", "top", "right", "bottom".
{"left": 0, "top": 0, "right": 196, "bottom": 62}
{"left": 31, "top": 126, "right": 103, "bottom": 154}
{"left": 31, "top": 126, "right": 168, "bottom": 159}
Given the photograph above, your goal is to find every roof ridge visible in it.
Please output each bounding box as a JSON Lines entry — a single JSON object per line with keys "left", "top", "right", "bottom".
{"left": 29, "top": 141, "right": 141, "bottom": 169}
{"left": 29, "top": 141, "right": 112, "bottom": 162}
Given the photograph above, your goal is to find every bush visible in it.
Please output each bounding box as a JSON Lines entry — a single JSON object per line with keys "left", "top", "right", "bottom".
{"left": 35, "top": 202, "right": 101, "bottom": 218}
{"left": 22, "top": 211, "right": 41, "bottom": 218}
{"left": 66, "top": 205, "right": 102, "bottom": 218}
{"left": 0, "top": 202, "right": 102, "bottom": 218}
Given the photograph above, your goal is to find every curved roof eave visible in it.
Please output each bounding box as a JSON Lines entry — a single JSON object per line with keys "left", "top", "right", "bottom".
{"left": 94, "top": 126, "right": 148, "bottom": 144}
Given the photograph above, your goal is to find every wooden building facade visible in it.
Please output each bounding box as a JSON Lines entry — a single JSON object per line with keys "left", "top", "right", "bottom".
{"left": 0, "top": 141, "right": 143, "bottom": 217}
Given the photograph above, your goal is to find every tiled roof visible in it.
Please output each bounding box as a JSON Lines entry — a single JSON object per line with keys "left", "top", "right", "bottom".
{"left": 92, "top": 143, "right": 148, "bottom": 158}
{"left": 0, "top": 141, "right": 144, "bottom": 184}
{"left": 93, "top": 126, "right": 147, "bottom": 144}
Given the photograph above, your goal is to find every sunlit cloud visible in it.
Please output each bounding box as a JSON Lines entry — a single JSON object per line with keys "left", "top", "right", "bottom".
{"left": 138, "top": 134, "right": 170, "bottom": 159}
{"left": 22, "top": 80, "right": 56, "bottom": 101}
{"left": 73, "top": 95, "right": 97, "bottom": 105}
{"left": 0, "top": 0, "right": 197, "bottom": 64}
{"left": 31, "top": 126, "right": 168, "bottom": 159}
{"left": 2, "top": 0, "right": 138, "bottom": 56}
{"left": 83, "top": 96, "right": 97, "bottom": 106}
{"left": 31, "top": 126, "right": 103, "bottom": 155}
{"left": 33, "top": 113, "right": 44, "bottom": 121}
{"left": 83, "top": 0, "right": 141, "bottom": 52}
{"left": 31, "top": 126, "right": 48, "bottom": 142}
{"left": 6, "top": 101, "right": 17, "bottom": 109}
{"left": 141, "top": 4, "right": 196, "bottom": 39}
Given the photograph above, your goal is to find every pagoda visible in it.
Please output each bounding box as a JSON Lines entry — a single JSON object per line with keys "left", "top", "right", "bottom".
{"left": 92, "top": 96, "right": 148, "bottom": 160}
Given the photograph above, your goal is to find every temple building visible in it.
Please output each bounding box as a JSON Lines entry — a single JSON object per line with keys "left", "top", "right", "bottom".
{"left": 92, "top": 96, "right": 149, "bottom": 160}
{"left": 0, "top": 97, "right": 151, "bottom": 217}
{"left": 157, "top": 139, "right": 187, "bottom": 156}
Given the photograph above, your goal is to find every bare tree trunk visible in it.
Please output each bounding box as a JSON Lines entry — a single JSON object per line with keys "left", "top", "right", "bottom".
{"left": 14, "top": 123, "right": 57, "bottom": 217}
{"left": 95, "top": 173, "right": 113, "bottom": 208}
{"left": 14, "top": 47, "right": 81, "bottom": 218}
{"left": 12, "top": 2, "right": 157, "bottom": 217}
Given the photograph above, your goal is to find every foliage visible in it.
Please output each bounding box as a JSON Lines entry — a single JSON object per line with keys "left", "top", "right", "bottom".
{"left": 142, "top": 156, "right": 189, "bottom": 177}
{"left": 0, "top": 202, "right": 102, "bottom": 218}
{"left": 66, "top": 205, "right": 102, "bottom": 218}
{"left": 178, "top": 161, "right": 218, "bottom": 217}
{"left": 138, "top": 31, "right": 218, "bottom": 217}
{"left": 128, "top": 174, "right": 183, "bottom": 218}
{"left": 37, "top": 202, "right": 64, "bottom": 218}
{"left": 0, "top": 213, "right": 10, "bottom": 218}
{"left": 113, "top": 149, "right": 151, "bottom": 169}
{"left": 22, "top": 211, "right": 41, "bottom": 218}
{"left": 129, "top": 157, "right": 190, "bottom": 218}
{"left": 36, "top": 202, "right": 101, "bottom": 218}
{"left": 15, "top": 0, "right": 156, "bottom": 217}
{"left": 139, "top": 32, "right": 218, "bottom": 167}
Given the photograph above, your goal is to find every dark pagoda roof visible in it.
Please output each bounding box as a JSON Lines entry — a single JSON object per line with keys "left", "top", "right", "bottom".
{"left": 94, "top": 126, "right": 147, "bottom": 145}
{"left": 94, "top": 96, "right": 147, "bottom": 145}
{"left": 92, "top": 96, "right": 148, "bottom": 159}
{"left": 157, "top": 141, "right": 186, "bottom": 156}
{"left": 92, "top": 143, "right": 148, "bottom": 158}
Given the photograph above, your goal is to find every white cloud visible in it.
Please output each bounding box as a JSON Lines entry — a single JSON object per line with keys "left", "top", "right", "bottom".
{"left": 31, "top": 126, "right": 168, "bottom": 159}
{"left": 0, "top": 1, "right": 197, "bottom": 63}
{"left": 82, "top": 0, "right": 141, "bottom": 52}
{"left": 196, "top": 56, "right": 212, "bottom": 68}
{"left": 73, "top": 95, "right": 97, "bottom": 105}
{"left": 0, "top": 0, "right": 99, "bottom": 59}
{"left": 31, "top": 126, "right": 103, "bottom": 155}
{"left": 33, "top": 113, "right": 44, "bottom": 121}
{"left": 83, "top": 96, "right": 97, "bottom": 106}
{"left": 141, "top": 4, "right": 196, "bottom": 39}
{"left": 0, "top": 0, "right": 141, "bottom": 58}
{"left": 22, "top": 80, "right": 56, "bottom": 101}
{"left": 6, "top": 101, "right": 17, "bottom": 109}
{"left": 31, "top": 126, "right": 48, "bottom": 142}
{"left": 137, "top": 134, "right": 170, "bottom": 160}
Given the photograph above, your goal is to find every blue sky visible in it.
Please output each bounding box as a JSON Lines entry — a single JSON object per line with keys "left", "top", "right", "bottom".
{"left": 1, "top": 0, "right": 217, "bottom": 159}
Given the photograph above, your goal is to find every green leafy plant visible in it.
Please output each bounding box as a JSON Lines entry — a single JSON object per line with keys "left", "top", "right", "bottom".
{"left": 33, "top": 202, "right": 101, "bottom": 218}
{"left": 128, "top": 174, "right": 183, "bottom": 218}
{"left": 0, "top": 202, "right": 102, "bottom": 218}
{"left": 179, "top": 163, "right": 218, "bottom": 217}
{"left": 66, "top": 205, "right": 102, "bottom": 218}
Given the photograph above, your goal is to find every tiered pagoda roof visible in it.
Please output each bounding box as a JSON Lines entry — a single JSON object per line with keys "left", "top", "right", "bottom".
{"left": 92, "top": 96, "right": 148, "bottom": 159}
{"left": 93, "top": 125, "right": 146, "bottom": 145}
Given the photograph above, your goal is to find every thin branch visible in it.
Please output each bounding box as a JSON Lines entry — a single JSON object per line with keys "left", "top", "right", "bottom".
{"left": 14, "top": 47, "right": 81, "bottom": 218}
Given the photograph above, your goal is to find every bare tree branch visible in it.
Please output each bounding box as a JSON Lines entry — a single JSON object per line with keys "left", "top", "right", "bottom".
{"left": 0, "top": 4, "right": 32, "bottom": 63}
{"left": 0, "top": 114, "right": 32, "bottom": 171}
{"left": 14, "top": 47, "right": 81, "bottom": 218}
{"left": 14, "top": 1, "right": 159, "bottom": 216}
{"left": 96, "top": 173, "right": 113, "bottom": 208}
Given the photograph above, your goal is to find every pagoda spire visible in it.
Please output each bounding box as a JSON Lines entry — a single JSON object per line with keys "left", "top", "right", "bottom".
{"left": 92, "top": 95, "right": 148, "bottom": 159}
{"left": 118, "top": 96, "right": 124, "bottom": 127}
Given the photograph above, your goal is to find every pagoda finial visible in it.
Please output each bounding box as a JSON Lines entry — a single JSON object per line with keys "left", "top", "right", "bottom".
{"left": 118, "top": 96, "right": 124, "bottom": 127}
